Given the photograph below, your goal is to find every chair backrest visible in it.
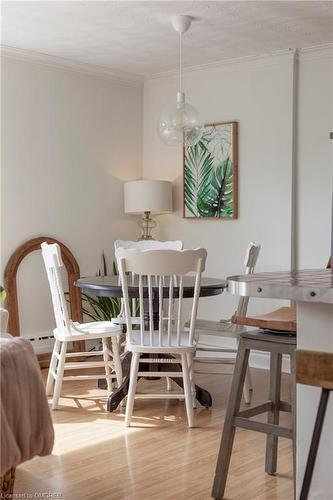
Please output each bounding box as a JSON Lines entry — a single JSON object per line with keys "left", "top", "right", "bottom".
{"left": 114, "top": 240, "right": 183, "bottom": 317}
{"left": 235, "top": 242, "right": 261, "bottom": 317}
{"left": 114, "top": 239, "right": 183, "bottom": 251}
{"left": 41, "top": 242, "right": 71, "bottom": 336}
{"left": 117, "top": 248, "right": 207, "bottom": 348}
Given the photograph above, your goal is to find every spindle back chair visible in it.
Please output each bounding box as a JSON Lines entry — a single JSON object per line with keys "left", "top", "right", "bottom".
{"left": 41, "top": 242, "right": 123, "bottom": 409}
{"left": 114, "top": 240, "right": 184, "bottom": 391}
{"left": 117, "top": 248, "right": 207, "bottom": 427}
{"left": 193, "top": 242, "right": 261, "bottom": 404}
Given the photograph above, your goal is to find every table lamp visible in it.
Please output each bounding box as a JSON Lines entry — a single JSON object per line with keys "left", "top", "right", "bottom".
{"left": 124, "top": 180, "right": 172, "bottom": 240}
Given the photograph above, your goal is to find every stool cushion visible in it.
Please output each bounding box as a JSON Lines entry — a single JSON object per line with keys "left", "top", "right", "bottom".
{"left": 232, "top": 307, "right": 296, "bottom": 333}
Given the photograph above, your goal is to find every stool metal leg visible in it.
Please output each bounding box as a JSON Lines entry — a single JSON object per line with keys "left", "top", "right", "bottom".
{"left": 212, "top": 340, "right": 250, "bottom": 499}
{"left": 300, "top": 389, "right": 330, "bottom": 500}
{"left": 290, "top": 350, "right": 297, "bottom": 499}
{"left": 265, "top": 352, "right": 282, "bottom": 474}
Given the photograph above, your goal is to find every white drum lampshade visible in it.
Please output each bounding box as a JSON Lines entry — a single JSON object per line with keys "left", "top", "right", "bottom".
{"left": 124, "top": 180, "right": 173, "bottom": 240}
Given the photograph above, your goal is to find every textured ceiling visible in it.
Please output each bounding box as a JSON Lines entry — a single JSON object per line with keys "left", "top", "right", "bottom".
{"left": 2, "top": 1, "right": 333, "bottom": 77}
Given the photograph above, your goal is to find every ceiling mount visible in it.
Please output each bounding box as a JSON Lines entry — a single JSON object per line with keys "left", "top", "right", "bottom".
{"left": 170, "top": 15, "right": 193, "bottom": 34}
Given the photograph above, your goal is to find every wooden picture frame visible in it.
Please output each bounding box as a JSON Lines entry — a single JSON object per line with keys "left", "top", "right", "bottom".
{"left": 183, "top": 121, "right": 238, "bottom": 219}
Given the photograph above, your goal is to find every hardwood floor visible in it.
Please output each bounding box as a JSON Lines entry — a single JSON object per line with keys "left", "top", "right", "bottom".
{"left": 14, "top": 366, "right": 293, "bottom": 500}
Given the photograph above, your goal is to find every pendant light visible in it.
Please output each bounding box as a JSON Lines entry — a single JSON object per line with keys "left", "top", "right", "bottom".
{"left": 158, "top": 15, "right": 203, "bottom": 147}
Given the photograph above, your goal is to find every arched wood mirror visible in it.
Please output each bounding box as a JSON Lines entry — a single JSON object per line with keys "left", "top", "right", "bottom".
{"left": 4, "top": 237, "right": 84, "bottom": 366}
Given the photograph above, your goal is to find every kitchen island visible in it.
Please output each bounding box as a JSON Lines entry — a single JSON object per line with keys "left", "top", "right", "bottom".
{"left": 228, "top": 269, "right": 333, "bottom": 499}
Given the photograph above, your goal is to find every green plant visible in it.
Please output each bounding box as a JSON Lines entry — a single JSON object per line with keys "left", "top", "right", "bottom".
{"left": 80, "top": 253, "right": 122, "bottom": 322}
{"left": 81, "top": 293, "right": 121, "bottom": 322}
{"left": 66, "top": 253, "right": 138, "bottom": 323}
{"left": 0, "top": 286, "right": 6, "bottom": 302}
{"left": 79, "top": 253, "right": 138, "bottom": 323}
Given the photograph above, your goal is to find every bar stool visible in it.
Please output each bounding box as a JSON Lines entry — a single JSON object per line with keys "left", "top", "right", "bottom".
{"left": 296, "top": 350, "right": 333, "bottom": 500}
{"left": 212, "top": 329, "right": 296, "bottom": 499}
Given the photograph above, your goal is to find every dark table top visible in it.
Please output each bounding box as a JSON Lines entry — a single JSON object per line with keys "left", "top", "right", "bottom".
{"left": 76, "top": 275, "right": 226, "bottom": 298}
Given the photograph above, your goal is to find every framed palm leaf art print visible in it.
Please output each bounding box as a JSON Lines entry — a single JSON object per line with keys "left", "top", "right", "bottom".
{"left": 183, "top": 121, "right": 238, "bottom": 219}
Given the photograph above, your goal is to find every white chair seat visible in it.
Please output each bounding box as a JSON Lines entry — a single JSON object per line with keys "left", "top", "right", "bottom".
{"left": 127, "top": 329, "right": 196, "bottom": 353}
{"left": 54, "top": 321, "right": 122, "bottom": 341}
{"left": 186, "top": 319, "right": 248, "bottom": 337}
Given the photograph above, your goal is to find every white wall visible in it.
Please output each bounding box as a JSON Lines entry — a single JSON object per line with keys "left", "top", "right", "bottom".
{"left": 1, "top": 57, "right": 143, "bottom": 339}
{"left": 297, "top": 48, "right": 333, "bottom": 268}
{"left": 143, "top": 53, "right": 296, "bottom": 320}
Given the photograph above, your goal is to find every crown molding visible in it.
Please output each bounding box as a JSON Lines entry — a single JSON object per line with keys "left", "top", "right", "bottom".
{"left": 2, "top": 42, "right": 331, "bottom": 86}
{"left": 1, "top": 45, "right": 144, "bottom": 88}
{"left": 145, "top": 43, "right": 332, "bottom": 82}
{"left": 145, "top": 49, "right": 297, "bottom": 82}
{"left": 299, "top": 43, "right": 333, "bottom": 61}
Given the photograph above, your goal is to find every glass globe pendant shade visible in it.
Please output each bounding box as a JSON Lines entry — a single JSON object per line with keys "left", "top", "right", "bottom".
{"left": 158, "top": 92, "right": 203, "bottom": 147}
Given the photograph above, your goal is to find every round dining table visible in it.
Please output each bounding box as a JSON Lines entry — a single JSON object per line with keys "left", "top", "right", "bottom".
{"left": 76, "top": 275, "right": 226, "bottom": 411}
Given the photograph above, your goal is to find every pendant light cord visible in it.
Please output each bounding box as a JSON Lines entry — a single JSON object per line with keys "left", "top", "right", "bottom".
{"left": 179, "top": 32, "right": 182, "bottom": 94}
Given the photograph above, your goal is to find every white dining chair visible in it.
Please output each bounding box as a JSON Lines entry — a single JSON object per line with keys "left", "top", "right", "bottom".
{"left": 41, "top": 242, "right": 123, "bottom": 410}
{"left": 114, "top": 239, "right": 183, "bottom": 392}
{"left": 191, "top": 242, "right": 261, "bottom": 404}
{"left": 117, "top": 247, "right": 207, "bottom": 427}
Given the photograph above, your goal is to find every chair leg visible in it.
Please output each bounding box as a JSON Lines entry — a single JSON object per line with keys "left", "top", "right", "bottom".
{"left": 181, "top": 353, "right": 194, "bottom": 427}
{"left": 111, "top": 336, "right": 123, "bottom": 389}
{"left": 246, "top": 365, "right": 253, "bottom": 391}
{"left": 186, "top": 352, "right": 197, "bottom": 409}
{"left": 265, "top": 352, "right": 282, "bottom": 474}
{"left": 166, "top": 377, "right": 172, "bottom": 391}
{"left": 212, "top": 340, "right": 250, "bottom": 499}
{"left": 102, "top": 338, "right": 113, "bottom": 394}
{"left": 242, "top": 366, "right": 252, "bottom": 404}
{"left": 300, "top": 389, "right": 330, "bottom": 500}
{"left": 46, "top": 339, "right": 60, "bottom": 396}
{"left": 125, "top": 352, "right": 140, "bottom": 427}
{"left": 52, "top": 341, "right": 67, "bottom": 410}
